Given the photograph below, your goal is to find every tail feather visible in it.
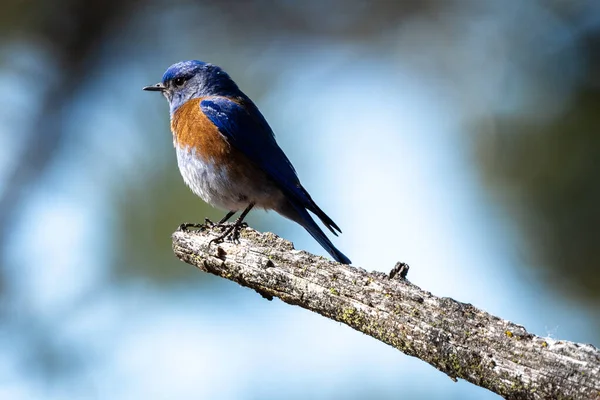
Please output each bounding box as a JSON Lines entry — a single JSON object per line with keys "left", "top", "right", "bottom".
{"left": 279, "top": 199, "right": 351, "bottom": 264}
{"left": 298, "top": 186, "right": 342, "bottom": 236}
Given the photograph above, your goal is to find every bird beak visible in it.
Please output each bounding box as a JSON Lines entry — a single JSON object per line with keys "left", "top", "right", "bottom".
{"left": 143, "top": 82, "right": 165, "bottom": 92}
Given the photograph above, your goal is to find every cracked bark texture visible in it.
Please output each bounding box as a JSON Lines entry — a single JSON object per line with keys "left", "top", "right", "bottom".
{"left": 172, "top": 226, "right": 600, "bottom": 400}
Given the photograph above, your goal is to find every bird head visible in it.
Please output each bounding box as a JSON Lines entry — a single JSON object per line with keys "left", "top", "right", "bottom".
{"left": 143, "top": 60, "right": 241, "bottom": 115}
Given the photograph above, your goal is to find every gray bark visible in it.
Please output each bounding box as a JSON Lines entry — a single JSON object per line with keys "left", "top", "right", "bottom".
{"left": 172, "top": 226, "right": 600, "bottom": 400}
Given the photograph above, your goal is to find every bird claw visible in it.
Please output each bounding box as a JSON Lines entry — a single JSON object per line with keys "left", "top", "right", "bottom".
{"left": 205, "top": 219, "right": 233, "bottom": 230}
{"left": 230, "top": 223, "right": 248, "bottom": 242}
{"left": 180, "top": 219, "right": 235, "bottom": 232}
{"left": 208, "top": 222, "right": 246, "bottom": 246}
{"left": 178, "top": 222, "right": 205, "bottom": 231}
{"left": 204, "top": 218, "right": 215, "bottom": 227}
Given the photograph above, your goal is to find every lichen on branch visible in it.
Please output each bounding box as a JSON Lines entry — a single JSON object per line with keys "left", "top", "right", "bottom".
{"left": 172, "top": 226, "right": 600, "bottom": 400}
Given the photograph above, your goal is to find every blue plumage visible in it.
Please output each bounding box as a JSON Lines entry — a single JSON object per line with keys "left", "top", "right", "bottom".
{"left": 200, "top": 98, "right": 300, "bottom": 205}
{"left": 144, "top": 60, "right": 351, "bottom": 264}
{"left": 201, "top": 97, "right": 349, "bottom": 263}
{"left": 162, "top": 60, "right": 207, "bottom": 82}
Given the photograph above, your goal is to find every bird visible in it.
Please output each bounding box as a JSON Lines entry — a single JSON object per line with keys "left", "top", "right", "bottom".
{"left": 143, "top": 60, "right": 351, "bottom": 264}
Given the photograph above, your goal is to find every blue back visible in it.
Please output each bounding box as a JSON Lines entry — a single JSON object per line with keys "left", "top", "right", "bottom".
{"left": 200, "top": 97, "right": 303, "bottom": 199}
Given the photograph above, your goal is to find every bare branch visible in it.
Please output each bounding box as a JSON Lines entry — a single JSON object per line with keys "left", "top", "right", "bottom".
{"left": 172, "top": 226, "right": 600, "bottom": 400}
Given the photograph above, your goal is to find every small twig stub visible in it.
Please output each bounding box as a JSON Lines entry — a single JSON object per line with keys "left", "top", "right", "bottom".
{"left": 389, "top": 261, "right": 409, "bottom": 279}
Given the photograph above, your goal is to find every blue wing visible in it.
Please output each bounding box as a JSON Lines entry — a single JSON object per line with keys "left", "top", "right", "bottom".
{"left": 200, "top": 96, "right": 341, "bottom": 235}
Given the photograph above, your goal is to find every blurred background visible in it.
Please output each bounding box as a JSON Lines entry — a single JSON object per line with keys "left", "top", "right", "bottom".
{"left": 0, "top": 0, "right": 598, "bottom": 398}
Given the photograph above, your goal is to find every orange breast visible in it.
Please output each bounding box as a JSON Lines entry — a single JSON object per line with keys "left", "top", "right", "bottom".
{"left": 171, "top": 98, "right": 230, "bottom": 164}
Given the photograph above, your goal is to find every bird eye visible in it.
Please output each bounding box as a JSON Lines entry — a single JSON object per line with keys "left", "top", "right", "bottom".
{"left": 173, "top": 77, "right": 186, "bottom": 87}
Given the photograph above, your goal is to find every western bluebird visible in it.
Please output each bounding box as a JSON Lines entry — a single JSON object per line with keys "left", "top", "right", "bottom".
{"left": 143, "top": 60, "right": 351, "bottom": 264}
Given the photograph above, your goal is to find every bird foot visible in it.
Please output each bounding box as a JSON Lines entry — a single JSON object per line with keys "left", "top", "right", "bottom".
{"left": 178, "top": 222, "right": 206, "bottom": 231}
{"left": 208, "top": 222, "right": 248, "bottom": 245}
{"left": 179, "top": 219, "right": 236, "bottom": 232}
{"left": 206, "top": 218, "right": 243, "bottom": 231}
{"left": 203, "top": 218, "right": 227, "bottom": 228}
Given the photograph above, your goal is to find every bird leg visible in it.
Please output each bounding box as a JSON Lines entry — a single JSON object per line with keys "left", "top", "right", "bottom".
{"left": 218, "top": 210, "right": 236, "bottom": 224}
{"left": 209, "top": 203, "right": 254, "bottom": 245}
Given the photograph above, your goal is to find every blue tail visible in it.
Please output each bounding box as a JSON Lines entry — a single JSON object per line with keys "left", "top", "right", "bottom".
{"left": 281, "top": 200, "right": 351, "bottom": 264}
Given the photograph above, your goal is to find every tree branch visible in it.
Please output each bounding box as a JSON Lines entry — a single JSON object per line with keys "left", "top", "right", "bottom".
{"left": 172, "top": 226, "right": 600, "bottom": 400}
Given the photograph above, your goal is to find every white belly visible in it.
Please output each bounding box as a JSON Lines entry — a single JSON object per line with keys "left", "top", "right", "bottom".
{"left": 175, "top": 145, "right": 247, "bottom": 211}
{"left": 175, "top": 144, "right": 286, "bottom": 212}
